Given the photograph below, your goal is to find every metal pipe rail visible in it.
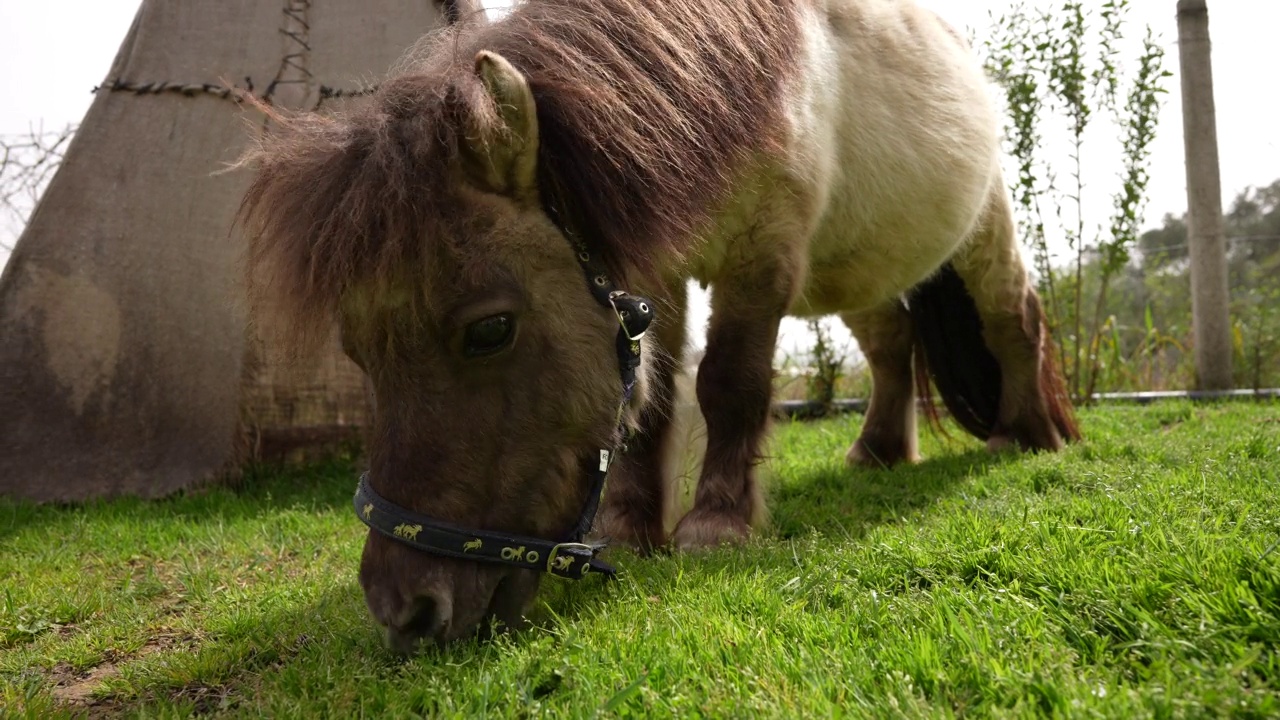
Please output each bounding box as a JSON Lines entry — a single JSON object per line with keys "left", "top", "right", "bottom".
{"left": 772, "top": 389, "right": 1280, "bottom": 420}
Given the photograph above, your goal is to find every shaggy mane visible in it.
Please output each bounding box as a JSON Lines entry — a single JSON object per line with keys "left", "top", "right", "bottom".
{"left": 236, "top": 0, "right": 800, "bottom": 352}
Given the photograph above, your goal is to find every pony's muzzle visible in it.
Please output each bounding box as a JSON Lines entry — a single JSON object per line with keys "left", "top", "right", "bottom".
{"left": 384, "top": 590, "right": 453, "bottom": 655}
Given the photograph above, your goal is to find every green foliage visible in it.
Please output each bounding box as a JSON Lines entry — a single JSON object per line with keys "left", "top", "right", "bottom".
{"left": 1231, "top": 265, "right": 1280, "bottom": 390}
{"left": 984, "top": 3, "right": 1279, "bottom": 397}
{"left": 3, "top": 404, "right": 1279, "bottom": 716}
{"left": 1221, "top": 181, "right": 1280, "bottom": 389}
{"left": 802, "top": 317, "right": 849, "bottom": 409}
{"left": 772, "top": 321, "right": 868, "bottom": 406}
{"left": 1122, "top": 180, "right": 1280, "bottom": 390}
{"left": 1137, "top": 213, "right": 1189, "bottom": 269}
{"left": 981, "top": 0, "right": 1172, "bottom": 401}
{"left": 1035, "top": 258, "right": 1200, "bottom": 394}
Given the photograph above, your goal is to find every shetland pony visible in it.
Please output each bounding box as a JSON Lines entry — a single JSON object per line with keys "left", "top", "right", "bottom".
{"left": 237, "top": 0, "right": 1078, "bottom": 652}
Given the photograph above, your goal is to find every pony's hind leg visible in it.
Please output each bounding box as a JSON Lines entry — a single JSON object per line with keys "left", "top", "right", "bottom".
{"left": 946, "top": 189, "right": 1080, "bottom": 451}
{"left": 595, "top": 277, "right": 688, "bottom": 554}
{"left": 841, "top": 301, "right": 919, "bottom": 468}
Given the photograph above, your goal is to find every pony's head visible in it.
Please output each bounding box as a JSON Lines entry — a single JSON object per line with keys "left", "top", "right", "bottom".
{"left": 237, "top": 48, "right": 653, "bottom": 653}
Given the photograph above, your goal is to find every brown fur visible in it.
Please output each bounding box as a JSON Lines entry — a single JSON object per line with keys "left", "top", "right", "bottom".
{"left": 1030, "top": 292, "right": 1082, "bottom": 443}
{"left": 952, "top": 203, "right": 1082, "bottom": 451}
{"left": 671, "top": 261, "right": 793, "bottom": 548}
{"left": 236, "top": 0, "right": 799, "bottom": 356}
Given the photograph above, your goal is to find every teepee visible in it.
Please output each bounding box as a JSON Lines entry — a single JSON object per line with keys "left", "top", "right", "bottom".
{"left": 0, "top": 1, "right": 473, "bottom": 502}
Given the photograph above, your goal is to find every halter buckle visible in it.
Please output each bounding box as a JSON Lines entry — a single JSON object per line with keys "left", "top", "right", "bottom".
{"left": 546, "top": 542, "right": 596, "bottom": 577}
{"left": 608, "top": 291, "right": 654, "bottom": 341}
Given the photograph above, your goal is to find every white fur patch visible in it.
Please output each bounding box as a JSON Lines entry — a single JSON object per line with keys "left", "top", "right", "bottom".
{"left": 687, "top": 0, "right": 1007, "bottom": 318}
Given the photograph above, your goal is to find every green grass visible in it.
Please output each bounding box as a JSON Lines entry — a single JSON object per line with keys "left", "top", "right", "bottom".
{"left": 3, "top": 402, "right": 1279, "bottom": 718}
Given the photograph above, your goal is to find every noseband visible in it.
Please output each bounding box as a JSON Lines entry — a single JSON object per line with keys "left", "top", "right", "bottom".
{"left": 352, "top": 229, "right": 654, "bottom": 580}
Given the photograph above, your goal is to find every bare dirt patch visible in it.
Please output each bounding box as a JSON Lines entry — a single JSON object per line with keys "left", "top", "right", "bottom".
{"left": 47, "top": 630, "right": 198, "bottom": 712}
{"left": 50, "top": 660, "right": 122, "bottom": 707}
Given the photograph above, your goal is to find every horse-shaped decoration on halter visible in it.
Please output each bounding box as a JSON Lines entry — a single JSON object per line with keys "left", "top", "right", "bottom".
{"left": 236, "top": 0, "right": 1080, "bottom": 654}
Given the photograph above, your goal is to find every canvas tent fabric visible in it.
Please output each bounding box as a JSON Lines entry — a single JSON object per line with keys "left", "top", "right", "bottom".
{"left": 0, "top": 1, "right": 457, "bottom": 502}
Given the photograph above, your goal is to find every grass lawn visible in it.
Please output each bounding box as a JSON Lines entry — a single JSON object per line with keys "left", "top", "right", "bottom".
{"left": 2, "top": 401, "right": 1279, "bottom": 718}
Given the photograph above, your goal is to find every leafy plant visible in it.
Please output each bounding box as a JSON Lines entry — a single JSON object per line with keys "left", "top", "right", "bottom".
{"left": 803, "top": 317, "right": 851, "bottom": 410}
{"left": 981, "top": 0, "right": 1172, "bottom": 402}
{"left": 1, "top": 594, "right": 63, "bottom": 648}
{"left": 1231, "top": 259, "right": 1280, "bottom": 390}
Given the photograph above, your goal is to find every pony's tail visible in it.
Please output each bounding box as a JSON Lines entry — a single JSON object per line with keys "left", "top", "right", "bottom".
{"left": 907, "top": 262, "right": 1080, "bottom": 444}
{"left": 908, "top": 262, "right": 1001, "bottom": 441}
{"left": 1027, "top": 291, "right": 1081, "bottom": 443}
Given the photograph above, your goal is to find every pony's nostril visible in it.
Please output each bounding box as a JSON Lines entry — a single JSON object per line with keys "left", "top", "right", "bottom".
{"left": 403, "top": 596, "right": 448, "bottom": 639}
{"left": 386, "top": 591, "right": 453, "bottom": 655}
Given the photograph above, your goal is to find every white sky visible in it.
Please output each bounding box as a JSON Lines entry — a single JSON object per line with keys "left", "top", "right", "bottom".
{"left": 1, "top": 1, "right": 1276, "bottom": 358}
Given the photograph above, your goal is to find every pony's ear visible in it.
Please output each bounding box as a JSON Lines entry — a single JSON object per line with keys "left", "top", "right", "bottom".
{"left": 463, "top": 50, "right": 539, "bottom": 199}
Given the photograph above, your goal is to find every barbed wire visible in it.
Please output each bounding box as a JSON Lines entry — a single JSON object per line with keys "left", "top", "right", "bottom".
{"left": 90, "top": 78, "right": 250, "bottom": 101}
{"left": 86, "top": 0, "right": 386, "bottom": 109}
{"left": 89, "top": 76, "right": 380, "bottom": 111}
{"left": 3, "top": 70, "right": 379, "bottom": 249}
{"left": 1141, "top": 235, "right": 1280, "bottom": 255}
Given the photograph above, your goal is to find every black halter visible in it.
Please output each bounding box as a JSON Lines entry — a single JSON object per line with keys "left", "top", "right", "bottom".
{"left": 352, "top": 231, "right": 654, "bottom": 581}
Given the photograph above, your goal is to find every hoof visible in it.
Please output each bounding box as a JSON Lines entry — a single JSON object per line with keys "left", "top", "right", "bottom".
{"left": 987, "top": 421, "right": 1065, "bottom": 454}
{"left": 670, "top": 509, "right": 751, "bottom": 551}
{"left": 986, "top": 434, "right": 1018, "bottom": 454}
{"left": 845, "top": 438, "right": 918, "bottom": 469}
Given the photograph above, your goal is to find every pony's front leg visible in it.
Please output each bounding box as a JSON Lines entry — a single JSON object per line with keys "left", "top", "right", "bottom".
{"left": 671, "top": 263, "right": 794, "bottom": 550}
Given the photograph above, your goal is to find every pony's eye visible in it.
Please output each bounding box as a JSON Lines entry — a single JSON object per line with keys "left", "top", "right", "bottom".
{"left": 463, "top": 313, "right": 515, "bottom": 357}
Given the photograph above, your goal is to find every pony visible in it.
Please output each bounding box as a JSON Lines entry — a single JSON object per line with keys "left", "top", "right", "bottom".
{"left": 236, "top": 0, "right": 1079, "bottom": 654}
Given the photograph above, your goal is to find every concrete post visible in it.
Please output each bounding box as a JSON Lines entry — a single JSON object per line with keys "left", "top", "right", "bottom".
{"left": 1177, "top": 0, "right": 1234, "bottom": 390}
